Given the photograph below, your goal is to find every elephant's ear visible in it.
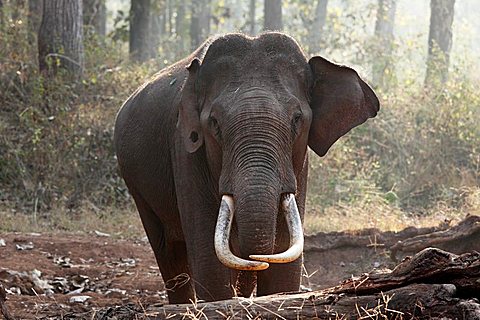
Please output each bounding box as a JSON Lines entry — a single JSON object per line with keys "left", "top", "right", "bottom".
{"left": 308, "top": 56, "right": 380, "bottom": 157}
{"left": 178, "top": 58, "right": 203, "bottom": 153}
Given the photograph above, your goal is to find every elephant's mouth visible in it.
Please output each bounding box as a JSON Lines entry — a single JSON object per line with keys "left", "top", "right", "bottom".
{"left": 214, "top": 193, "right": 304, "bottom": 271}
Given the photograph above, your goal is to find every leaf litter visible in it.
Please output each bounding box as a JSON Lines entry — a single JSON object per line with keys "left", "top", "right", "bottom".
{"left": 0, "top": 233, "right": 167, "bottom": 319}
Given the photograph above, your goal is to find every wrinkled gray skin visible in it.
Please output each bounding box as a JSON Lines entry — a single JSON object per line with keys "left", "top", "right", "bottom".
{"left": 114, "top": 33, "right": 379, "bottom": 303}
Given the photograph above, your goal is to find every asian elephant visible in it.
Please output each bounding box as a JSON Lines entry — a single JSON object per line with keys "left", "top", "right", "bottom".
{"left": 114, "top": 32, "right": 379, "bottom": 304}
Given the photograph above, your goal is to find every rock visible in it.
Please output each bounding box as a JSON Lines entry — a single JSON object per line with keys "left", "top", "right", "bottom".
{"left": 94, "top": 230, "right": 111, "bottom": 237}
{"left": 15, "top": 242, "right": 34, "bottom": 251}
{"left": 69, "top": 295, "right": 91, "bottom": 303}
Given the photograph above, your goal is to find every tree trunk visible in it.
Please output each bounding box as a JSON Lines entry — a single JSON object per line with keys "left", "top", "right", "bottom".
{"left": 38, "top": 0, "right": 84, "bottom": 78}
{"left": 175, "top": 0, "right": 187, "bottom": 53}
{"left": 166, "top": 0, "right": 172, "bottom": 35}
{"left": 201, "top": 0, "right": 210, "bottom": 36}
{"left": 129, "top": 0, "right": 151, "bottom": 62}
{"left": 0, "top": 0, "right": 3, "bottom": 29}
{"left": 83, "top": 0, "right": 106, "bottom": 36}
{"left": 372, "top": 0, "right": 396, "bottom": 88}
{"left": 28, "top": 0, "right": 43, "bottom": 42}
{"left": 149, "top": 14, "right": 161, "bottom": 58}
{"left": 425, "top": 0, "right": 455, "bottom": 87}
{"left": 159, "top": 6, "right": 166, "bottom": 35}
{"left": 141, "top": 249, "right": 480, "bottom": 319}
{"left": 248, "top": 0, "right": 256, "bottom": 35}
{"left": 149, "top": 1, "right": 163, "bottom": 59}
{"left": 263, "top": 0, "right": 282, "bottom": 31}
{"left": 303, "top": 215, "right": 480, "bottom": 289}
{"left": 308, "top": 0, "right": 328, "bottom": 54}
{"left": 190, "top": 0, "right": 210, "bottom": 50}
{"left": 190, "top": 0, "right": 201, "bottom": 49}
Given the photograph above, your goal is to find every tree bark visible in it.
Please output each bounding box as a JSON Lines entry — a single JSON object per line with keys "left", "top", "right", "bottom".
{"left": 38, "top": 0, "right": 84, "bottom": 78}
{"left": 159, "top": 5, "right": 166, "bottom": 35}
{"left": 308, "top": 0, "right": 328, "bottom": 54}
{"left": 190, "top": 0, "right": 210, "bottom": 50}
{"left": 190, "top": 0, "right": 201, "bottom": 49}
{"left": 0, "top": 0, "right": 3, "bottom": 29}
{"left": 149, "top": 15, "right": 161, "bottom": 58}
{"left": 425, "top": 0, "right": 455, "bottom": 87}
{"left": 248, "top": 0, "right": 256, "bottom": 35}
{"left": 83, "top": 0, "right": 106, "bottom": 36}
{"left": 303, "top": 215, "right": 480, "bottom": 289}
{"left": 129, "top": 0, "right": 151, "bottom": 62}
{"left": 263, "top": 0, "right": 282, "bottom": 31}
{"left": 149, "top": 1, "right": 164, "bottom": 59}
{"left": 390, "top": 214, "right": 480, "bottom": 259}
{"left": 142, "top": 249, "right": 480, "bottom": 319}
{"left": 175, "top": 0, "right": 187, "bottom": 53}
{"left": 373, "top": 0, "right": 396, "bottom": 88}
{"left": 166, "top": 0, "right": 172, "bottom": 35}
{"left": 28, "top": 0, "right": 43, "bottom": 42}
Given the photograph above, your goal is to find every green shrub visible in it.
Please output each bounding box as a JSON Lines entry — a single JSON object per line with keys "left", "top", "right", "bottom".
{"left": 0, "top": 14, "right": 158, "bottom": 214}
{"left": 307, "top": 77, "right": 479, "bottom": 231}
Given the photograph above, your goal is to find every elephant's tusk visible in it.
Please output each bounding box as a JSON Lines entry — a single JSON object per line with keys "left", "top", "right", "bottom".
{"left": 214, "top": 195, "right": 270, "bottom": 271}
{"left": 249, "top": 193, "right": 304, "bottom": 263}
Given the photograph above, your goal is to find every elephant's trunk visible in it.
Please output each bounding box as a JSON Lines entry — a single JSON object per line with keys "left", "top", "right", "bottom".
{"left": 234, "top": 185, "right": 279, "bottom": 257}
{"left": 214, "top": 195, "right": 269, "bottom": 271}
{"left": 214, "top": 95, "right": 303, "bottom": 270}
{"left": 214, "top": 193, "right": 304, "bottom": 271}
{"left": 249, "top": 193, "right": 304, "bottom": 263}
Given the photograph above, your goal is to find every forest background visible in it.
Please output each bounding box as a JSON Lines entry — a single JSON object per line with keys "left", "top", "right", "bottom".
{"left": 0, "top": 0, "right": 479, "bottom": 235}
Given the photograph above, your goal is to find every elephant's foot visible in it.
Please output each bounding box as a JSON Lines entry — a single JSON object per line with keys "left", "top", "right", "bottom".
{"left": 164, "top": 272, "right": 195, "bottom": 304}
{"left": 191, "top": 267, "right": 234, "bottom": 302}
{"left": 256, "top": 260, "right": 302, "bottom": 296}
{"left": 160, "top": 241, "right": 196, "bottom": 304}
{"left": 130, "top": 191, "right": 195, "bottom": 304}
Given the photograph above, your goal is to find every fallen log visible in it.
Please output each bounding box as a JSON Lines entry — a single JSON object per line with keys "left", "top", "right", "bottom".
{"left": 303, "top": 215, "right": 480, "bottom": 255}
{"left": 303, "top": 215, "right": 480, "bottom": 288}
{"left": 144, "top": 248, "right": 480, "bottom": 320}
{"left": 328, "top": 248, "right": 480, "bottom": 296}
{"left": 390, "top": 214, "right": 480, "bottom": 260}
{"left": 147, "top": 284, "right": 479, "bottom": 320}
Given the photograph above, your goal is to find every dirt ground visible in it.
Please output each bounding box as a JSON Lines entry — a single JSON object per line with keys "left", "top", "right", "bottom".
{"left": 0, "top": 232, "right": 166, "bottom": 319}
{"left": 1, "top": 216, "right": 478, "bottom": 319}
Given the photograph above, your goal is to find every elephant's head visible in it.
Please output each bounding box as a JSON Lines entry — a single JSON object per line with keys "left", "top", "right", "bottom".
{"left": 177, "top": 33, "right": 379, "bottom": 271}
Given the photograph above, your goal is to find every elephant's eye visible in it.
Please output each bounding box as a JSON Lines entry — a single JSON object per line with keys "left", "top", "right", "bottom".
{"left": 294, "top": 113, "right": 302, "bottom": 124}
{"left": 292, "top": 112, "right": 303, "bottom": 134}
{"left": 209, "top": 116, "right": 221, "bottom": 137}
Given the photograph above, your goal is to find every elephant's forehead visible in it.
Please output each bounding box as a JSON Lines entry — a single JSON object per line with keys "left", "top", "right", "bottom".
{"left": 197, "top": 34, "right": 312, "bottom": 102}
{"left": 201, "top": 33, "right": 308, "bottom": 75}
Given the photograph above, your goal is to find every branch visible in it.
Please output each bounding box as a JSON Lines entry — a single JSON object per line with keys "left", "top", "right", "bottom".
{"left": 44, "top": 53, "right": 82, "bottom": 68}
{"left": 144, "top": 249, "right": 480, "bottom": 320}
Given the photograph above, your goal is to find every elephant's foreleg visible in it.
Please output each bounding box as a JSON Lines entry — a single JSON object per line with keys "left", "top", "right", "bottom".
{"left": 256, "top": 258, "right": 302, "bottom": 296}
{"left": 235, "top": 270, "right": 256, "bottom": 297}
{"left": 256, "top": 208, "right": 303, "bottom": 296}
{"left": 183, "top": 221, "right": 234, "bottom": 302}
{"left": 131, "top": 190, "right": 195, "bottom": 303}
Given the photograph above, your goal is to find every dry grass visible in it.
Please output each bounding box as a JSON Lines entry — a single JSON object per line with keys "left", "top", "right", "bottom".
{"left": 304, "top": 186, "right": 479, "bottom": 234}
{"left": 0, "top": 201, "right": 144, "bottom": 238}
{"left": 305, "top": 78, "right": 479, "bottom": 234}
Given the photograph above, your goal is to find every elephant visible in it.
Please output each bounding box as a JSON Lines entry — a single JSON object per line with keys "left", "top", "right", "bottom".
{"left": 114, "top": 32, "right": 379, "bottom": 304}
